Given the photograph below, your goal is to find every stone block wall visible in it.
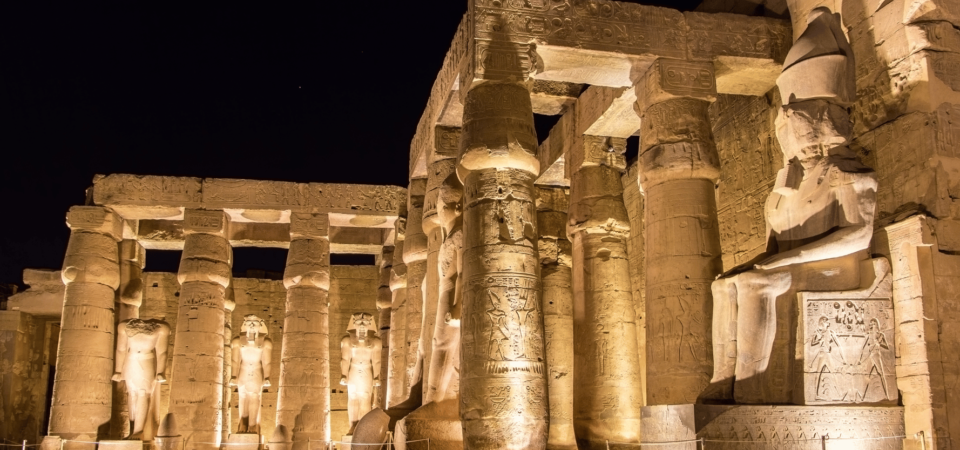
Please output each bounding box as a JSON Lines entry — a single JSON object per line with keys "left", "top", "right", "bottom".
{"left": 0, "top": 311, "right": 50, "bottom": 444}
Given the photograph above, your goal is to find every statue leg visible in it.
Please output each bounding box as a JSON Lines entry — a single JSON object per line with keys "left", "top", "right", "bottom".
{"left": 733, "top": 270, "right": 791, "bottom": 403}
{"left": 237, "top": 391, "right": 248, "bottom": 433}
{"left": 704, "top": 277, "right": 738, "bottom": 401}
{"left": 131, "top": 389, "right": 149, "bottom": 438}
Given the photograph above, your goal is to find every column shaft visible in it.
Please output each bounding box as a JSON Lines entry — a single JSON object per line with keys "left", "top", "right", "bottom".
{"left": 49, "top": 207, "right": 122, "bottom": 447}
{"left": 403, "top": 180, "right": 428, "bottom": 404}
{"left": 376, "top": 247, "right": 395, "bottom": 406}
{"left": 537, "top": 187, "right": 575, "bottom": 450}
{"left": 277, "top": 213, "right": 331, "bottom": 449}
{"left": 458, "top": 81, "right": 547, "bottom": 450}
{"left": 569, "top": 137, "right": 642, "bottom": 448}
{"left": 387, "top": 231, "right": 408, "bottom": 408}
{"left": 636, "top": 61, "right": 722, "bottom": 405}
{"left": 169, "top": 210, "right": 232, "bottom": 449}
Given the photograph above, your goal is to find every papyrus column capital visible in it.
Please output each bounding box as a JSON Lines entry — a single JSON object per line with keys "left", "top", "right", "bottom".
{"left": 66, "top": 206, "right": 123, "bottom": 240}
{"left": 183, "top": 209, "right": 231, "bottom": 237}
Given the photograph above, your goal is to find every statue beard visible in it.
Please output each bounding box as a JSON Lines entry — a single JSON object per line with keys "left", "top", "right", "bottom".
{"left": 358, "top": 326, "right": 366, "bottom": 343}
{"left": 246, "top": 327, "right": 259, "bottom": 341}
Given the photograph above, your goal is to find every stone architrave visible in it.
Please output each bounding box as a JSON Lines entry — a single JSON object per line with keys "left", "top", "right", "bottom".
{"left": 537, "top": 187, "right": 575, "bottom": 450}
{"left": 339, "top": 313, "right": 382, "bottom": 435}
{"left": 112, "top": 318, "right": 171, "bottom": 440}
{"left": 457, "top": 79, "right": 548, "bottom": 448}
{"left": 568, "top": 135, "right": 643, "bottom": 448}
{"left": 376, "top": 246, "right": 395, "bottom": 406}
{"left": 229, "top": 315, "right": 273, "bottom": 434}
{"left": 708, "top": 9, "right": 882, "bottom": 405}
{"left": 387, "top": 219, "right": 408, "bottom": 409}
{"left": 422, "top": 158, "right": 457, "bottom": 403}
{"left": 169, "top": 209, "right": 233, "bottom": 450}
{"left": 403, "top": 179, "right": 428, "bottom": 405}
{"left": 636, "top": 58, "right": 722, "bottom": 406}
{"left": 48, "top": 206, "right": 122, "bottom": 448}
{"left": 277, "top": 213, "right": 331, "bottom": 448}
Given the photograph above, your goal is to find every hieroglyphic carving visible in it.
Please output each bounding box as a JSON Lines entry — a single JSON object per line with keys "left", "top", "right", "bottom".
{"left": 685, "top": 12, "right": 790, "bottom": 62}
{"left": 473, "top": 0, "right": 686, "bottom": 58}
{"left": 434, "top": 126, "right": 462, "bottom": 161}
{"left": 93, "top": 174, "right": 202, "bottom": 206}
{"left": 800, "top": 298, "right": 896, "bottom": 405}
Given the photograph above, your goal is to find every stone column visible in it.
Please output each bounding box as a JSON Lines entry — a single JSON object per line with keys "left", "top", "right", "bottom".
{"left": 221, "top": 284, "right": 235, "bottom": 442}
{"left": 568, "top": 136, "right": 643, "bottom": 447}
{"left": 169, "top": 209, "right": 232, "bottom": 449}
{"left": 636, "top": 59, "right": 722, "bottom": 406}
{"left": 387, "top": 220, "right": 408, "bottom": 409}
{"left": 423, "top": 158, "right": 456, "bottom": 403}
{"left": 277, "top": 213, "right": 331, "bottom": 448}
{"left": 403, "top": 179, "right": 428, "bottom": 405}
{"left": 376, "top": 246, "right": 395, "bottom": 406}
{"left": 458, "top": 80, "right": 548, "bottom": 450}
{"left": 537, "top": 187, "right": 575, "bottom": 450}
{"left": 48, "top": 206, "right": 122, "bottom": 447}
{"left": 620, "top": 163, "right": 646, "bottom": 406}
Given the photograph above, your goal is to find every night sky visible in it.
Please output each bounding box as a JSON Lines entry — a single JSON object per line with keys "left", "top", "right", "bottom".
{"left": 0, "top": 0, "right": 700, "bottom": 285}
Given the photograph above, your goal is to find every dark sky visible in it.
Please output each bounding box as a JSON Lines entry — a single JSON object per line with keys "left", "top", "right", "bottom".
{"left": 0, "top": 0, "right": 700, "bottom": 284}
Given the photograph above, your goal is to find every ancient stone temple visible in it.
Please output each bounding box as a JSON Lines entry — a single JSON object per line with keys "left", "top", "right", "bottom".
{"left": 5, "top": 0, "right": 960, "bottom": 449}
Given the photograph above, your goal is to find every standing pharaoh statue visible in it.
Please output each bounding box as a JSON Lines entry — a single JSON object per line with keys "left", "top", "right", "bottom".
{"left": 230, "top": 315, "right": 273, "bottom": 434}
{"left": 340, "top": 312, "right": 382, "bottom": 434}
{"left": 112, "top": 318, "right": 171, "bottom": 440}
{"left": 706, "top": 8, "right": 879, "bottom": 404}
{"left": 428, "top": 173, "right": 463, "bottom": 403}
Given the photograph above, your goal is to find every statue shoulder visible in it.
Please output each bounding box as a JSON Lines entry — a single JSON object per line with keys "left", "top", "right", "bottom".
{"left": 340, "top": 334, "right": 352, "bottom": 346}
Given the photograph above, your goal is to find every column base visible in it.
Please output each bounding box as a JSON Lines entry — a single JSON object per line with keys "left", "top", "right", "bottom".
{"left": 394, "top": 400, "right": 462, "bottom": 450}
{"left": 224, "top": 433, "right": 261, "bottom": 450}
{"left": 642, "top": 404, "right": 905, "bottom": 450}
{"left": 338, "top": 435, "right": 351, "bottom": 450}
{"left": 99, "top": 441, "right": 144, "bottom": 450}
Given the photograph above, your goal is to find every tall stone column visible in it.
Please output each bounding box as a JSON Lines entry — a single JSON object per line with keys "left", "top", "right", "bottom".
{"left": 568, "top": 136, "right": 643, "bottom": 448}
{"left": 169, "top": 209, "right": 232, "bottom": 449}
{"left": 376, "top": 246, "right": 395, "bottom": 407}
{"left": 620, "top": 163, "right": 646, "bottom": 407}
{"left": 422, "top": 158, "right": 456, "bottom": 403}
{"left": 221, "top": 284, "right": 235, "bottom": 442}
{"left": 48, "top": 206, "right": 122, "bottom": 448}
{"left": 458, "top": 80, "right": 548, "bottom": 450}
{"left": 537, "top": 187, "right": 575, "bottom": 450}
{"left": 403, "top": 179, "right": 428, "bottom": 405}
{"left": 277, "top": 213, "right": 331, "bottom": 448}
{"left": 387, "top": 220, "right": 408, "bottom": 408}
{"left": 636, "top": 59, "right": 722, "bottom": 406}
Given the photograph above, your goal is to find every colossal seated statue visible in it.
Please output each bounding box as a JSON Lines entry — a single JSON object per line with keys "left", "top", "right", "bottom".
{"left": 340, "top": 312, "right": 382, "bottom": 434}
{"left": 112, "top": 318, "right": 171, "bottom": 440}
{"left": 230, "top": 315, "right": 273, "bottom": 434}
{"left": 707, "top": 8, "right": 884, "bottom": 405}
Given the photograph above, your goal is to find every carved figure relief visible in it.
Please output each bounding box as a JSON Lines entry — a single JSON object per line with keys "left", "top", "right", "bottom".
{"left": 340, "top": 312, "right": 382, "bottom": 435}
{"left": 229, "top": 315, "right": 273, "bottom": 434}
{"left": 112, "top": 318, "right": 171, "bottom": 440}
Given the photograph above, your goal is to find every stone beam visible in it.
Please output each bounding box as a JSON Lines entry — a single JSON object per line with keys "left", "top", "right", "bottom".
{"left": 92, "top": 174, "right": 406, "bottom": 223}
{"left": 137, "top": 220, "right": 388, "bottom": 253}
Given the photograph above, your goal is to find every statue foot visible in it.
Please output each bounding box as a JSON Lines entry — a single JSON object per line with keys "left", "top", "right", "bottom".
{"left": 698, "top": 380, "right": 735, "bottom": 404}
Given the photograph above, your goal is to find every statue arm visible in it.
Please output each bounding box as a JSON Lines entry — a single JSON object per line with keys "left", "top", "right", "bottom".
{"left": 156, "top": 324, "right": 170, "bottom": 380}
{"left": 340, "top": 335, "right": 351, "bottom": 385}
{"left": 756, "top": 175, "right": 876, "bottom": 270}
{"left": 112, "top": 323, "right": 127, "bottom": 381}
{"left": 262, "top": 338, "right": 273, "bottom": 387}
{"left": 230, "top": 337, "right": 240, "bottom": 385}
{"left": 372, "top": 337, "right": 382, "bottom": 386}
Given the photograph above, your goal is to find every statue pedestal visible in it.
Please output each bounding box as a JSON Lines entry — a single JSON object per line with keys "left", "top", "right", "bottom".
{"left": 642, "top": 404, "right": 905, "bottom": 450}
{"left": 394, "top": 400, "right": 461, "bottom": 450}
{"left": 225, "top": 434, "right": 262, "bottom": 450}
{"left": 98, "top": 441, "right": 144, "bottom": 450}
{"left": 338, "top": 435, "right": 352, "bottom": 450}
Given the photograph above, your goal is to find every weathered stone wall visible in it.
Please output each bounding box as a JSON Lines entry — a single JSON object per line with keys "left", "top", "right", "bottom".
{"left": 710, "top": 90, "right": 784, "bottom": 271}
{"left": 0, "top": 311, "right": 50, "bottom": 444}
{"left": 327, "top": 265, "right": 380, "bottom": 441}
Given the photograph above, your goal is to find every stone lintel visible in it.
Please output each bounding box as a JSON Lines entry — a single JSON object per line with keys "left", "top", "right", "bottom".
{"left": 137, "top": 220, "right": 388, "bottom": 253}
{"left": 93, "top": 174, "right": 407, "bottom": 222}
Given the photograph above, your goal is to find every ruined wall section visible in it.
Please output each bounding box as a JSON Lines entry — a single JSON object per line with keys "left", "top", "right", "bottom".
{"left": 710, "top": 90, "right": 784, "bottom": 271}
{"left": 0, "top": 311, "right": 49, "bottom": 444}
{"left": 327, "top": 265, "right": 379, "bottom": 440}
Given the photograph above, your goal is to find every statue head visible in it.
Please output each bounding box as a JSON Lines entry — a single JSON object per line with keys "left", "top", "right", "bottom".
{"left": 348, "top": 312, "right": 377, "bottom": 338}
{"left": 438, "top": 172, "right": 463, "bottom": 233}
{"left": 242, "top": 315, "right": 268, "bottom": 337}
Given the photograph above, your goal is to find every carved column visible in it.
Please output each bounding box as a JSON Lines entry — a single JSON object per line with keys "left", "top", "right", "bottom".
{"left": 423, "top": 158, "right": 457, "bottom": 403}
{"left": 387, "top": 219, "right": 408, "bottom": 408}
{"left": 221, "top": 284, "right": 235, "bottom": 442}
{"left": 403, "top": 179, "right": 428, "bottom": 405}
{"left": 376, "top": 246, "right": 395, "bottom": 407}
{"left": 537, "top": 187, "right": 575, "bottom": 450}
{"left": 169, "top": 209, "right": 232, "bottom": 449}
{"left": 636, "top": 59, "right": 722, "bottom": 406}
{"left": 48, "top": 206, "right": 122, "bottom": 447}
{"left": 458, "top": 80, "right": 547, "bottom": 449}
{"left": 621, "top": 163, "right": 646, "bottom": 406}
{"left": 277, "top": 213, "right": 331, "bottom": 448}
{"left": 568, "top": 136, "right": 642, "bottom": 447}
